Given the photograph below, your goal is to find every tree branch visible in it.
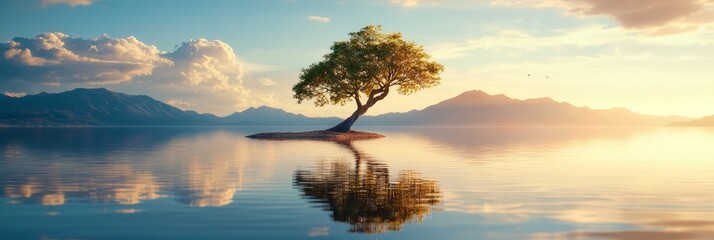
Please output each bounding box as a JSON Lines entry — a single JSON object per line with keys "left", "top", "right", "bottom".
{"left": 374, "top": 87, "right": 389, "bottom": 101}
{"left": 354, "top": 94, "right": 362, "bottom": 108}
{"left": 368, "top": 88, "right": 384, "bottom": 99}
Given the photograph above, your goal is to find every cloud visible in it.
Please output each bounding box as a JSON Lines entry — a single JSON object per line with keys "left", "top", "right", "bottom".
{"left": 165, "top": 99, "right": 195, "bottom": 109}
{"left": 147, "top": 38, "right": 252, "bottom": 114}
{"left": 156, "top": 39, "right": 245, "bottom": 92}
{"left": 3, "top": 91, "right": 27, "bottom": 98}
{"left": 0, "top": 32, "right": 171, "bottom": 85}
{"left": 430, "top": 25, "right": 628, "bottom": 60}
{"left": 494, "top": 0, "right": 714, "bottom": 33}
{"left": 389, "top": 0, "right": 443, "bottom": 8}
{"left": 42, "top": 0, "right": 95, "bottom": 7}
{"left": 257, "top": 77, "right": 278, "bottom": 86}
{"left": 306, "top": 16, "right": 331, "bottom": 23}
{"left": 387, "top": 0, "right": 714, "bottom": 34}
{"left": 430, "top": 24, "right": 714, "bottom": 60}
{"left": 0, "top": 32, "right": 272, "bottom": 115}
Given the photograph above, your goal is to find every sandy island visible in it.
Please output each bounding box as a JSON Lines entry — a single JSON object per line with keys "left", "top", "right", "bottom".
{"left": 246, "top": 130, "right": 384, "bottom": 141}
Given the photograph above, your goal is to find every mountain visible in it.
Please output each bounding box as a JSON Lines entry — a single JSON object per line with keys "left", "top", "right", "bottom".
{"left": 221, "top": 106, "right": 340, "bottom": 126}
{"left": 668, "top": 115, "right": 714, "bottom": 126}
{"left": 0, "top": 88, "right": 212, "bottom": 126}
{"left": 0, "top": 88, "right": 338, "bottom": 126}
{"left": 0, "top": 88, "right": 692, "bottom": 127}
{"left": 358, "top": 90, "right": 690, "bottom": 126}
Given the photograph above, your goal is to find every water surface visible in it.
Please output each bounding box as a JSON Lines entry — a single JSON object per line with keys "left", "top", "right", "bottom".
{"left": 2, "top": 127, "right": 714, "bottom": 239}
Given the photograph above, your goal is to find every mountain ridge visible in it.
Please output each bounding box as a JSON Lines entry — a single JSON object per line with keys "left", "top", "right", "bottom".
{"left": 669, "top": 115, "right": 714, "bottom": 126}
{"left": 0, "top": 88, "right": 338, "bottom": 126}
{"left": 0, "top": 88, "right": 693, "bottom": 127}
{"left": 358, "top": 90, "right": 690, "bottom": 126}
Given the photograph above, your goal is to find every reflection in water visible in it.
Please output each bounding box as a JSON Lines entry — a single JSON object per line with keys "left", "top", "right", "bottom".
{"left": 2, "top": 127, "right": 714, "bottom": 239}
{"left": 3, "top": 165, "right": 162, "bottom": 206}
{"left": 175, "top": 160, "right": 240, "bottom": 207}
{"left": 393, "top": 126, "right": 650, "bottom": 158}
{"left": 368, "top": 127, "right": 714, "bottom": 239}
{"left": 0, "top": 128, "right": 257, "bottom": 207}
{"left": 541, "top": 209, "right": 714, "bottom": 239}
{"left": 294, "top": 141, "right": 441, "bottom": 233}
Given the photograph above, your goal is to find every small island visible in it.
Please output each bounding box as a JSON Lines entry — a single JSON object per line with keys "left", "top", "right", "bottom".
{"left": 248, "top": 25, "right": 443, "bottom": 140}
{"left": 247, "top": 130, "right": 384, "bottom": 141}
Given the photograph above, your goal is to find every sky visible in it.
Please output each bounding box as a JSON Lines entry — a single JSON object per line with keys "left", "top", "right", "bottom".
{"left": 1, "top": 0, "right": 714, "bottom": 118}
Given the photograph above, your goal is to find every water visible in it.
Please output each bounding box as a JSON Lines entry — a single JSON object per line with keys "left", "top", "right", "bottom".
{"left": 2, "top": 126, "right": 714, "bottom": 239}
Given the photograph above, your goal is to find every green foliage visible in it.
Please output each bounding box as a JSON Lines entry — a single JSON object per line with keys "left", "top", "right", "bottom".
{"left": 293, "top": 25, "right": 444, "bottom": 108}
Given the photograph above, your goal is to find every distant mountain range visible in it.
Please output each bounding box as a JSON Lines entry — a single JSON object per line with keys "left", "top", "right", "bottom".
{"left": 0, "top": 88, "right": 199, "bottom": 126}
{"left": 358, "top": 90, "right": 690, "bottom": 126}
{"left": 0, "top": 88, "right": 696, "bottom": 127}
{"left": 0, "top": 88, "right": 339, "bottom": 126}
{"left": 669, "top": 115, "right": 714, "bottom": 126}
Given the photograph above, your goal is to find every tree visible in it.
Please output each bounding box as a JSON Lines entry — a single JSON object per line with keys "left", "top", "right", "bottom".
{"left": 293, "top": 25, "right": 444, "bottom": 132}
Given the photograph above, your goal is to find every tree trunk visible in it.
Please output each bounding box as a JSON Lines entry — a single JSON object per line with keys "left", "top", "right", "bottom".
{"left": 327, "top": 108, "right": 362, "bottom": 132}
{"left": 327, "top": 88, "right": 388, "bottom": 133}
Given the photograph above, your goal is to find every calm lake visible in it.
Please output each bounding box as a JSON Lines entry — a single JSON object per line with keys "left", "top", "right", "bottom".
{"left": 2, "top": 126, "right": 714, "bottom": 239}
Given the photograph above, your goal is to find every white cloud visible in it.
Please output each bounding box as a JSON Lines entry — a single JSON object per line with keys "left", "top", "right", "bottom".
{"left": 157, "top": 39, "right": 245, "bottom": 92}
{"left": 0, "top": 32, "right": 171, "bottom": 84}
{"left": 257, "top": 77, "right": 278, "bottom": 86}
{"left": 307, "top": 16, "right": 331, "bottom": 23}
{"left": 42, "top": 0, "right": 95, "bottom": 7}
{"left": 147, "top": 38, "right": 252, "bottom": 114}
{"left": 3, "top": 91, "right": 27, "bottom": 98}
{"left": 0, "top": 33, "right": 275, "bottom": 116}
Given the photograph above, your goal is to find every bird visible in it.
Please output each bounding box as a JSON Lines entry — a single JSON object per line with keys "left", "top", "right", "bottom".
{"left": 527, "top": 73, "right": 531, "bottom": 77}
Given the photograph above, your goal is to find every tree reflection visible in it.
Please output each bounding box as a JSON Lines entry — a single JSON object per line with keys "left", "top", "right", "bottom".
{"left": 294, "top": 141, "right": 441, "bottom": 233}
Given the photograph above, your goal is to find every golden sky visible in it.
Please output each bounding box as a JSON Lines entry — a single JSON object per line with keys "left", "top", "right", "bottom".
{"left": 1, "top": 0, "right": 714, "bottom": 118}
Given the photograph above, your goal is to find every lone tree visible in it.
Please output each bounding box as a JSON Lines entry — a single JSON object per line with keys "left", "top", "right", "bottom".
{"left": 293, "top": 25, "right": 444, "bottom": 132}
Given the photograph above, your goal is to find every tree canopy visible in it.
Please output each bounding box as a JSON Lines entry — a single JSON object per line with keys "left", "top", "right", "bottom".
{"left": 293, "top": 25, "right": 444, "bottom": 132}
